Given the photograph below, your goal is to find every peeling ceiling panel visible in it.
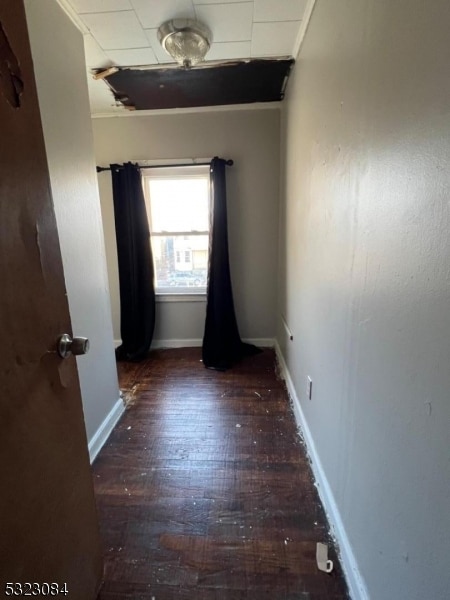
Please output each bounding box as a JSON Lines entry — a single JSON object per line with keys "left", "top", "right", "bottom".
{"left": 102, "top": 59, "right": 294, "bottom": 111}
{"left": 63, "top": 0, "right": 310, "bottom": 114}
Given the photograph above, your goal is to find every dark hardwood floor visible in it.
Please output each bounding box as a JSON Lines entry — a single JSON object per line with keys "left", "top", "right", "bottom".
{"left": 94, "top": 348, "right": 348, "bottom": 600}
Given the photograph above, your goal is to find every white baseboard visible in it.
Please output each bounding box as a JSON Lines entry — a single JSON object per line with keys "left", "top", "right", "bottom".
{"left": 243, "top": 338, "right": 275, "bottom": 347}
{"left": 88, "top": 396, "right": 125, "bottom": 464}
{"left": 150, "top": 338, "right": 275, "bottom": 349}
{"left": 152, "top": 338, "right": 202, "bottom": 348}
{"left": 274, "top": 341, "right": 369, "bottom": 600}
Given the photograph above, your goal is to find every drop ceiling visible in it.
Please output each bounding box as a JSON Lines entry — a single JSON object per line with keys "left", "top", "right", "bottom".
{"left": 59, "top": 0, "right": 310, "bottom": 114}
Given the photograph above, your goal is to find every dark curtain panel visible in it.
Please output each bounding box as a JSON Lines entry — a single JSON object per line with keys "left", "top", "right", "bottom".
{"left": 202, "top": 157, "right": 261, "bottom": 370}
{"left": 111, "top": 162, "right": 155, "bottom": 361}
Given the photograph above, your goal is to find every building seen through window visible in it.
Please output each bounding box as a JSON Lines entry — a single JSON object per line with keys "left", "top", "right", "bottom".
{"left": 143, "top": 165, "right": 210, "bottom": 294}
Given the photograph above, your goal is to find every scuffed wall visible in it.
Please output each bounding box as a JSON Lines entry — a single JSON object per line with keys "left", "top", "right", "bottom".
{"left": 279, "top": 1, "right": 450, "bottom": 598}
{"left": 25, "top": 0, "right": 120, "bottom": 443}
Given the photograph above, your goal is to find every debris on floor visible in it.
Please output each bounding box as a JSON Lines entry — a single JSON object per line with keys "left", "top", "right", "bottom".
{"left": 316, "top": 542, "right": 334, "bottom": 573}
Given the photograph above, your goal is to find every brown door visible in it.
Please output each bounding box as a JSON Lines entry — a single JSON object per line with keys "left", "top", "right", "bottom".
{"left": 0, "top": 2, "right": 102, "bottom": 598}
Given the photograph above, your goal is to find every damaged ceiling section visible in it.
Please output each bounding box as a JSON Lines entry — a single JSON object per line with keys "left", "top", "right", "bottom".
{"left": 60, "top": 0, "right": 310, "bottom": 114}
{"left": 94, "top": 58, "right": 294, "bottom": 111}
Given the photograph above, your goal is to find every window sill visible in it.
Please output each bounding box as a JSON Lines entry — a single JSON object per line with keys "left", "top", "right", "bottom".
{"left": 156, "top": 293, "right": 207, "bottom": 303}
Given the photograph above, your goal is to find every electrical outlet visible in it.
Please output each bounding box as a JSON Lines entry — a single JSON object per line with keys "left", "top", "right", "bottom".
{"left": 307, "top": 376, "right": 312, "bottom": 400}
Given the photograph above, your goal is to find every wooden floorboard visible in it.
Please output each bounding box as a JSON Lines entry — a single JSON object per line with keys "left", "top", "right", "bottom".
{"left": 94, "top": 348, "right": 349, "bottom": 600}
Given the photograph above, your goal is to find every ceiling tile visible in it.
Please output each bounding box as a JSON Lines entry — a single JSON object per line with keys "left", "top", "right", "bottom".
{"left": 251, "top": 21, "right": 300, "bottom": 56}
{"left": 84, "top": 34, "right": 112, "bottom": 68}
{"left": 130, "top": 0, "right": 195, "bottom": 29}
{"left": 81, "top": 10, "right": 149, "bottom": 50}
{"left": 194, "top": 2, "right": 253, "bottom": 42}
{"left": 206, "top": 41, "right": 251, "bottom": 60}
{"left": 144, "top": 29, "right": 177, "bottom": 63}
{"left": 107, "top": 47, "right": 158, "bottom": 65}
{"left": 254, "top": 0, "right": 307, "bottom": 22}
{"left": 69, "top": 0, "right": 132, "bottom": 12}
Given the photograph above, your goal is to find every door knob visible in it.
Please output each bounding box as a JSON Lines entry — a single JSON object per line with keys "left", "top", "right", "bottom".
{"left": 57, "top": 334, "right": 90, "bottom": 358}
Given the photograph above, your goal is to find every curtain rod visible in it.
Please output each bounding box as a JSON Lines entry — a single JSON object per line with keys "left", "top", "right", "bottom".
{"left": 96, "top": 159, "right": 233, "bottom": 173}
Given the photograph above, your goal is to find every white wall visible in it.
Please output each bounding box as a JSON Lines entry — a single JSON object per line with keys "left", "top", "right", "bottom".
{"left": 25, "top": 0, "right": 121, "bottom": 447}
{"left": 279, "top": 1, "right": 450, "bottom": 599}
{"left": 93, "top": 109, "right": 280, "bottom": 345}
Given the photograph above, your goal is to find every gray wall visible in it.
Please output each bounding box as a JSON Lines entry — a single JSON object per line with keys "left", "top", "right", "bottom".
{"left": 25, "top": 0, "right": 120, "bottom": 443}
{"left": 93, "top": 109, "right": 280, "bottom": 345}
{"left": 279, "top": 1, "right": 450, "bottom": 598}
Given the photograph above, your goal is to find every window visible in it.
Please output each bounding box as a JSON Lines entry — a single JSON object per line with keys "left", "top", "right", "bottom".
{"left": 143, "top": 165, "right": 210, "bottom": 295}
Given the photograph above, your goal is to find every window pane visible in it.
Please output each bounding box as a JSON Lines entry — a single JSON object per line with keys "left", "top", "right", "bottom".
{"left": 149, "top": 178, "right": 209, "bottom": 233}
{"left": 152, "top": 235, "right": 208, "bottom": 291}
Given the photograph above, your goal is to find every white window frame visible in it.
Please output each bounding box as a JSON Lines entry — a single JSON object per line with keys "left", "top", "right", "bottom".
{"left": 142, "top": 164, "right": 210, "bottom": 299}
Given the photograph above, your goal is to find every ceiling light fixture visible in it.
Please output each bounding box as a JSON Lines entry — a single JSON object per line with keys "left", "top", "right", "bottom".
{"left": 157, "top": 19, "right": 212, "bottom": 69}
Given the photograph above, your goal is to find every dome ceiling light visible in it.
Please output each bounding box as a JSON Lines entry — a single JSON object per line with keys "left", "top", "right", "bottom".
{"left": 157, "top": 19, "right": 212, "bottom": 69}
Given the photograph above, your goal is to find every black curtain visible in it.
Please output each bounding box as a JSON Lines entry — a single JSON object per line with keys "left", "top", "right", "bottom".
{"left": 111, "top": 162, "right": 155, "bottom": 361}
{"left": 202, "top": 157, "right": 261, "bottom": 370}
